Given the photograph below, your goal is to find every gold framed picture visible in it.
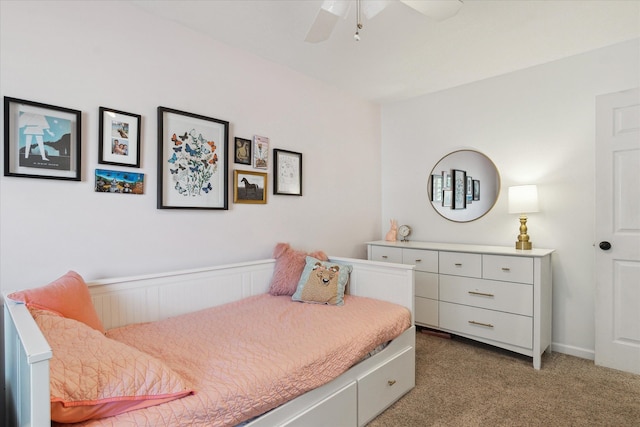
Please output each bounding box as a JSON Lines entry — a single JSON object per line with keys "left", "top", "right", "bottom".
{"left": 233, "top": 170, "right": 267, "bottom": 204}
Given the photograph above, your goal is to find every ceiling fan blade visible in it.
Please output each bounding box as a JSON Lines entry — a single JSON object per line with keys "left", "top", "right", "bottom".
{"left": 400, "top": 0, "right": 463, "bottom": 21}
{"left": 305, "top": 0, "right": 351, "bottom": 43}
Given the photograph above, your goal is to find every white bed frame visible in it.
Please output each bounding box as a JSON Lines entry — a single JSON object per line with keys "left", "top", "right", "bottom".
{"left": 4, "top": 256, "right": 415, "bottom": 427}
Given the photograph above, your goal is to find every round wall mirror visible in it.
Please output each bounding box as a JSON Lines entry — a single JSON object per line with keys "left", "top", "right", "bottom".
{"left": 427, "top": 149, "right": 501, "bottom": 222}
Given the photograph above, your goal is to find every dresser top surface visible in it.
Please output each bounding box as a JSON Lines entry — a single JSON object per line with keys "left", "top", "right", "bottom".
{"left": 366, "top": 240, "right": 554, "bottom": 257}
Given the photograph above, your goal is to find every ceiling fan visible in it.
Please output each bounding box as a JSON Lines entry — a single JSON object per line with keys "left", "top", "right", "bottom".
{"left": 305, "top": 0, "right": 464, "bottom": 43}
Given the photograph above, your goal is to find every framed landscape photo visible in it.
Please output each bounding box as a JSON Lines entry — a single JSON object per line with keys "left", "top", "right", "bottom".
{"left": 95, "top": 169, "right": 144, "bottom": 194}
{"left": 157, "top": 106, "right": 228, "bottom": 209}
{"left": 273, "top": 149, "right": 302, "bottom": 196}
{"left": 98, "top": 107, "right": 141, "bottom": 167}
{"left": 234, "top": 137, "right": 252, "bottom": 165}
{"left": 4, "top": 97, "right": 81, "bottom": 180}
{"left": 234, "top": 170, "right": 267, "bottom": 204}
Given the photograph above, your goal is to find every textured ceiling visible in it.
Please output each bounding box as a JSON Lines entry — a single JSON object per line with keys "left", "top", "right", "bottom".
{"left": 131, "top": 0, "right": 640, "bottom": 103}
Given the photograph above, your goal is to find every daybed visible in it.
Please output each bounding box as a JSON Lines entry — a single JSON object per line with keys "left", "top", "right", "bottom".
{"left": 4, "top": 254, "right": 416, "bottom": 427}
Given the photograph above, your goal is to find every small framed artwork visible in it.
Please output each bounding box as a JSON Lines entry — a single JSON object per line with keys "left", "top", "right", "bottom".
{"left": 253, "top": 135, "right": 269, "bottom": 169}
{"left": 453, "top": 169, "right": 467, "bottom": 210}
{"left": 234, "top": 137, "right": 252, "bottom": 165}
{"left": 157, "top": 106, "right": 228, "bottom": 209}
{"left": 234, "top": 170, "right": 267, "bottom": 204}
{"left": 98, "top": 107, "right": 141, "bottom": 167}
{"left": 431, "top": 174, "right": 443, "bottom": 203}
{"left": 443, "top": 189, "right": 453, "bottom": 207}
{"left": 442, "top": 170, "right": 452, "bottom": 190}
{"left": 273, "top": 149, "right": 302, "bottom": 196}
{"left": 4, "top": 97, "right": 81, "bottom": 180}
{"left": 473, "top": 179, "right": 481, "bottom": 201}
{"left": 95, "top": 169, "right": 144, "bottom": 194}
{"left": 466, "top": 175, "right": 473, "bottom": 204}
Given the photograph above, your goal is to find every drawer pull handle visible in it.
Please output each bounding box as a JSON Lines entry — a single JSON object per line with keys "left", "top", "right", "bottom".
{"left": 387, "top": 380, "right": 396, "bottom": 386}
{"left": 468, "top": 291, "right": 494, "bottom": 297}
{"left": 455, "top": 263, "right": 463, "bottom": 267}
{"left": 382, "top": 255, "right": 388, "bottom": 259}
{"left": 415, "top": 259, "right": 422, "bottom": 262}
{"left": 468, "top": 320, "right": 494, "bottom": 328}
{"left": 501, "top": 267, "right": 511, "bottom": 272}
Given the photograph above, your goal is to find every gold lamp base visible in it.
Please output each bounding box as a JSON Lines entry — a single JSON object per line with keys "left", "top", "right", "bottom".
{"left": 515, "top": 214, "right": 533, "bottom": 250}
{"left": 515, "top": 240, "right": 532, "bottom": 250}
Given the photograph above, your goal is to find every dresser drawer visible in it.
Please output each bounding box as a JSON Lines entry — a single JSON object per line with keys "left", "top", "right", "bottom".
{"left": 415, "top": 296, "right": 438, "bottom": 327}
{"left": 415, "top": 271, "right": 438, "bottom": 299}
{"left": 483, "top": 255, "right": 534, "bottom": 284}
{"left": 402, "top": 248, "right": 438, "bottom": 272}
{"left": 439, "top": 251, "right": 482, "bottom": 278}
{"left": 358, "top": 346, "right": 414, "bottom": 425}
{"left": 370, "top": 246, "right": 402, "bottom": 264}
{"left": 439, "top": 275, "right": 532, "bottom": 316}
{"left": 439, "top": 302, "right": 533, "bottom": 349}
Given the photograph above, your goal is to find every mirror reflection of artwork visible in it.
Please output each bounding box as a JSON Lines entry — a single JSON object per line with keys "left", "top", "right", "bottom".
{"left": 428, "top": 150, "right": 500, "bottom": 222}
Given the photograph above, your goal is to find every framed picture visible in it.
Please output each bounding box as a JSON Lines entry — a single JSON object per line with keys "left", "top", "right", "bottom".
{"left": 3, "top": 97, "right": 81, "bottom": 180}
{"left": 253, "top": 135, "right": 269, "bottom": 169}
{"left": 466, "top": 175, "right": 473, "bottom": 204}
{"left": 273, "top": 149, "right": 302, "bottom": 196}
{"left": 234, "top": 170, "right": 267, "bottom": 204}
{"left": 431, "top": 174, "right": 443, "bottom": 202}
{"left": 453, "top": 169, "right": 467, "bottom": 210}
{"left": 234, "top": 137, "right": 252, "bottom": 165}
{"left": 442, "top": 170, "right": 452, "bottom": 190}
{"left": 473, "top": 179, "right": 481, "bottom": 201}
{"left": 157, "top": 106, "right": 228, "bottom": 209}
{"left": 95, "top": 169, "right": 144, "bottom": 194}
{"left": 98, "top": 107, "right": 141, "bottom": 167}
{"left": 443, "top": 189, "right": 453, "bottom": 207}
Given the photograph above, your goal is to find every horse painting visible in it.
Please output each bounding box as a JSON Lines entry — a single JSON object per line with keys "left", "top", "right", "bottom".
{"left": 241, "top": 177, "right": 259, "bottom": 197}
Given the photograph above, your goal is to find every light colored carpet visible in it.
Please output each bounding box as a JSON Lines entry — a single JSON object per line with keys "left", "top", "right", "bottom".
{"left": 367, "top": 329, "right": 640, "bottom": 426}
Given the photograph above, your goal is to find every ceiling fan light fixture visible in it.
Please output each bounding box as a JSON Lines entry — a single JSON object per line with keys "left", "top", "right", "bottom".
{"left": 361, "top": 0, "right": 391, "bottom": 19}
{"left": 400, "top": 0, "right": 463, "bottom": 21}
{"left": 321, "top": 0, "right": 351, "bottom": 19}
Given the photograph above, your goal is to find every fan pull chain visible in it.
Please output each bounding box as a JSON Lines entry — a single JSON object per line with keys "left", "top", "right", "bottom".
{"left": 354, "top": 0, "right": 363, "bottom": 41}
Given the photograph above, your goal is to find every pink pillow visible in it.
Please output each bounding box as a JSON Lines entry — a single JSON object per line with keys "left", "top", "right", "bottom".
{"left": 31, "top": 309, "right": 192, "bottom": 423}
{"left": 7, "top": 271, "right": 104, "bottom": 333}
{"left": 268, "top": 243, "right": 328, "bottom": 296}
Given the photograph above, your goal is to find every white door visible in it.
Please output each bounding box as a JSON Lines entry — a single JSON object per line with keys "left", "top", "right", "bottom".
{"left": 595, "top": 87, "right": 640, "bottom": 375}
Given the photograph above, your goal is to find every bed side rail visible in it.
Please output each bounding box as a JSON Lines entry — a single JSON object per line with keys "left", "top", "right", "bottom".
{"left": 3, "top": 298, "right": 52, "bottom": 427}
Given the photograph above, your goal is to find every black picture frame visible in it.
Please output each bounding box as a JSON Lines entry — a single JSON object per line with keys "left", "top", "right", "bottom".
{"left": 98, "top": 107, "right": 141, "bottom": 167}
{"left": 234, "top": 137, "right": 252, "bottom": 165}
{"left": 157, "top": 106, "right": 229, "bottom": 209}
{"left": 4, "top": 97, "right": 81, "bottom": 180}
{"left": 453, "top": 169, "right": 467, "bottom": 210}
{"left": 273, "top": 149, "right": 302, "bottom": 196}
{"left": 431, "top": 174, "right": 443, "bottom": 202}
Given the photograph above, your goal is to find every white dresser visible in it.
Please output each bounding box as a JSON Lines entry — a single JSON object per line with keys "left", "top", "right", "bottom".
{"left": 367, "top": 240, "right": 554, "bottom": 369}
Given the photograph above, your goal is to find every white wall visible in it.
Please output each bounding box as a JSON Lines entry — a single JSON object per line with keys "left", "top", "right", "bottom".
{"left": 0, "top": 1, "right": 382, "bottom": 291}
{"left": 381, "top": 38, "right": 640, "bottom": 359}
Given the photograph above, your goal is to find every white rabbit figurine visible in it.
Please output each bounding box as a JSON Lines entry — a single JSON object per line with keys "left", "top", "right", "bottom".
{"left": 385, "top": 219, "right": 398, "bottom": 242}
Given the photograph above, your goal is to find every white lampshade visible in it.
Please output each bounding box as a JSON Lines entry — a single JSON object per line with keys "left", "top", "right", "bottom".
{"left": 508, "top": 185, "right": 539, "bottom": 214}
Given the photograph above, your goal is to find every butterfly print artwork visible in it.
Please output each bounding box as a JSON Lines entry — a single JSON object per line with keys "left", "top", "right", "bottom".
{"left": 168, "top": 128, "right": 218, "bottom": 197}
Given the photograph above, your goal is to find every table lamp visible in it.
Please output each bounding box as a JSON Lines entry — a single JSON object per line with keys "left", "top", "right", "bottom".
{"left": 508, "top": 185, "right": 539, "bottom": 250}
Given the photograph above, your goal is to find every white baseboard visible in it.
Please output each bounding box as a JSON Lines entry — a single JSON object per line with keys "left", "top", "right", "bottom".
{"left": 551, "top": 342, "right": 595, "bottom": 361}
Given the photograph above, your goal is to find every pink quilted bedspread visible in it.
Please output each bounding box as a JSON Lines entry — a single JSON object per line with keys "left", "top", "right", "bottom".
{"left": 64, "top": 294, "right": 411, "bottom": 427}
